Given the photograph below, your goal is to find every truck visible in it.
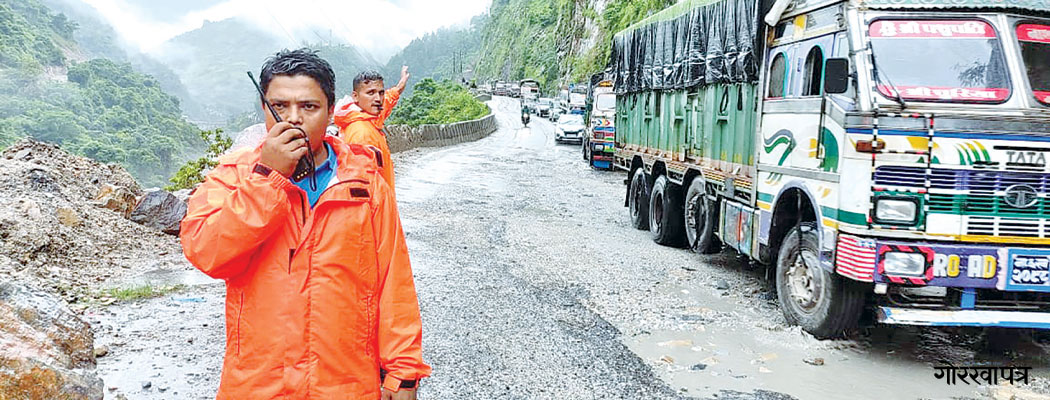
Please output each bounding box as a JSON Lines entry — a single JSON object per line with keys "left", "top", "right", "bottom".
{"left": 612, "top": 0, "right": 1050, "bottom": 338}
{"left": 583, "top": 75, "right": 616, "bottom": 169}
{"left": 569, "top": 85, "right": 587, "bottom": 114}
{"left": 520, "top": 79, "right": 540, "bottom": 113}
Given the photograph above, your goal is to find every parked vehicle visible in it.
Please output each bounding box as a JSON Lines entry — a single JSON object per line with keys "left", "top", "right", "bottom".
{"left": 495, "top": 81, "right": 511, "bottom": 97}
{"left": 613, "top": 0, "right": 1050, "bottom": 337}
{"left": 583, "top": 76, "right": 615, "bottom": 169}
{"left": 510, "top": 84, "right": 522, "bottom": 98}
{"left": 536, "top": 98, "right": 554, "bottom": 118}
{"left": 555, "top": 113, "right": 585, "bottom": 144}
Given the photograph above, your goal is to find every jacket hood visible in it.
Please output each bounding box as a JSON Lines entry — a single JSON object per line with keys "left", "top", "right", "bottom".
{"left": 334, "top": 102, "right": 378, "bottom": 130}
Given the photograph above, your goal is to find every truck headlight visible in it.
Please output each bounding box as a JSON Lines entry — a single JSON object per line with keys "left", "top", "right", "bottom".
{"left": 874, "top": 197, "right": 918, "bottom": 224}
{"left": 883, "top": 252, "right": 926, "bottom": 276}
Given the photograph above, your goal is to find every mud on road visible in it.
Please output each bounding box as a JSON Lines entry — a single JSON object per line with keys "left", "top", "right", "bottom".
{"left": 90, "top": 97, "right": 1049, "bottom": 400}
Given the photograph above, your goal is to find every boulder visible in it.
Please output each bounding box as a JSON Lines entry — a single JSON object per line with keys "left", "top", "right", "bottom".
{"left": 129, "top": 189, "right": 187, "bottom": 235}
{"left": 94, "top": 184, "right": 137, "bottom": 218}
{"left": 0, "top": 282, "right": 103, "bottom": 400}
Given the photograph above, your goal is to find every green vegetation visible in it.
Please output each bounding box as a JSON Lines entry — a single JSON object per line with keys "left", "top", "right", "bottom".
{"left": 0, "top": 0, "right": 205, "bottom": 188}
{"left": 474, "top": 0, "right": 561, "bottom": 91}
{"left": 387, "top": 79, "right": 489, "bottom": 126}
{"left": 166, "top": 129, "right": 232, "bottom": 191}
{"left": 470, "top": 0, "right": 674, "bottom": 90}
{"left": 103, "top": 284, "right": 186, "bottom": 302}
{"left": 0, "top": 59, "right": 205, "bottom": 187}
{"left": 566, "top": 0, "right": 676, "bottom": 83}
{"left": 383, "top": 15, "right": 487, "bottom": 96}
{"left": 0, "top": 0, "right": 71, "bottom": 78}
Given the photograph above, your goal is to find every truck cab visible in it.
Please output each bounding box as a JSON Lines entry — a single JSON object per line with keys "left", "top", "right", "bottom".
{"left": 612, "top": 0, "right": 1050, "bottom": 337}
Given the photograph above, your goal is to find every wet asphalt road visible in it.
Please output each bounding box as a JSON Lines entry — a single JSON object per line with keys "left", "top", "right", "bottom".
{"left": 90, "top": 97, "right": 1049, "bottom": 400}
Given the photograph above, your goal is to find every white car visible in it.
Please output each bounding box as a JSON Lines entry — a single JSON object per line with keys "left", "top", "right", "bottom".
{"left": 555, "top": 114, "right": 585, "bottom": 144}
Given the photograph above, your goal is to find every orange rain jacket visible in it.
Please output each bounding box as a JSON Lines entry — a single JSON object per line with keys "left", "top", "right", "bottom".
{"left": 334, "top": 89, "right": 401, "bottom": 187}
{"left": 180, "top": 134, "right": 430, "bottom": 399}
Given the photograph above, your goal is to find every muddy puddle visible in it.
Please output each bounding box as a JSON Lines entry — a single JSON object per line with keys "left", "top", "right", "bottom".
{"left": 627, "top": 277, "right": 1050, "bottom": 400}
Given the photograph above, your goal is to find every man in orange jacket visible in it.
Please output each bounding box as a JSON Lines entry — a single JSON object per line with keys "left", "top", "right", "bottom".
{"left": 180, "top": 49, "right": 430, "bottom": 400}
{"left": 334, "top": 67, "right": 410, "bottom": 187}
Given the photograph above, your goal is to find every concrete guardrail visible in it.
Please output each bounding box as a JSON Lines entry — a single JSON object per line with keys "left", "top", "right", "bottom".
{"left": 385, "top": 107, "right": 498, "bottom": 153}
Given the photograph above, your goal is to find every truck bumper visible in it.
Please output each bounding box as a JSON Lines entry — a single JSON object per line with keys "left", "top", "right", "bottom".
{"left": 878, "top": 306, "right": 1050, "bottom": 329}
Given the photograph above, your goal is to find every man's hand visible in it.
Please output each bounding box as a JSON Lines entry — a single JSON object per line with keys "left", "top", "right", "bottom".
{"left": 394, "top": 66, "right": 410, "bottom": 93}
{"left": 258, "top": 122, "right": 308, "bottom": 178}
{"left": 381, "top": 388, "right": 416, "bottom": 400}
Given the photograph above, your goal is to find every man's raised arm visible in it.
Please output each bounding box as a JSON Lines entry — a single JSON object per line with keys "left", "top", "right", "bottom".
{"left": 379, "top": 66, "right": 410, "bottom": 124}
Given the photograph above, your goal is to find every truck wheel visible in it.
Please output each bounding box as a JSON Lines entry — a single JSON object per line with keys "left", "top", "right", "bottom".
{"left": 648, "top": 175, "right": 688, "bottom": 247}
{"left": 775, "top": 222, "right": 865, "bottom": 339}
{"left": 629, "top": 168, "right": 649, "bottom": 230}
{"left": 582, "top": 139, "right": 589, "bottom": 161}
{"left": 684, "top": 178, "right": 721, "bottom": 254}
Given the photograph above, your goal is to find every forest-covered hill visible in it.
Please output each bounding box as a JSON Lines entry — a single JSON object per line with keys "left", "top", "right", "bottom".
{"left": 382, "top": 0, "right": 674, "bottom": 94}
{"left": 0, "top": 0, "right": 204, "bottom": 187}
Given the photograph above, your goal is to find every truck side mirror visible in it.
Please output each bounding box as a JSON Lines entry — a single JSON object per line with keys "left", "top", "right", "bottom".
{"left": 824, "top": 58, "right": 850, "bottom": 95}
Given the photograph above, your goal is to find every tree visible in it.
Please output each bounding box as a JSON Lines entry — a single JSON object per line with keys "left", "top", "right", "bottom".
{"left": 166, "top": 129, "right": 231, "bottom": 191}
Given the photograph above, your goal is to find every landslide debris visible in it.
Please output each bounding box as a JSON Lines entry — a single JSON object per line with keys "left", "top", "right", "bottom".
{"left": 0, "top": 139, "right": 183, "bottom": 303}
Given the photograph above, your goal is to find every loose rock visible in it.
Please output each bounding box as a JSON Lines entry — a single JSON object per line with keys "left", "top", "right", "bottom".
{"left": 130, "top": 189, "right": 188, "bottom": 235}
{"left": 0, "top": 282, "right": 103, "bottom": 400}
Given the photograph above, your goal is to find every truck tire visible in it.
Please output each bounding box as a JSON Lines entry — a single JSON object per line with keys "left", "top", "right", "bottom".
{"left": 648, "top": 175, "right": 688, "bottom": 247}
{"left": 775, "top": 222, "right": 865, "bottom": 339}
{"left": 582, "top": 138, "right": 589, "bottom": 161}
{"left": 629, "top": 168, "right": 649, "bottom": 230}
{"left": 684, "top": 178, "right": 721, "bottom": 254}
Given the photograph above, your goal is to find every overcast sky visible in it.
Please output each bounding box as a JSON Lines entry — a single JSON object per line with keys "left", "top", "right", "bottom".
{"left": 81, "top": 0, "right": 490, "bottom": 61}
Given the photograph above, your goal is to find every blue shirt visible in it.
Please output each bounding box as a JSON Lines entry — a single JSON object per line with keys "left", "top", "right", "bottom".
{"left": 294, "top": 143, "right": 336, "bottom": 208}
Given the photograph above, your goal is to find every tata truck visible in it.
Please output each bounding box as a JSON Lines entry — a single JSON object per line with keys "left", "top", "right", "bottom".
{"left": 613, "top": 0, "right": 1050, "bottom": 338}
{"left": 520, "top": 79, "right": 540, "bottom": 113}
{"left": 583, "top": 76, "right": 617, "bottom": 169}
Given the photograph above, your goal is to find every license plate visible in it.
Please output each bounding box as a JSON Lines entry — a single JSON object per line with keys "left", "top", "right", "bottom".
{"left": 594, "top": 145, "right": 604, "bottom": 151}
{"left": 1004, "top": 249, "right": 1050, "bottom": 292}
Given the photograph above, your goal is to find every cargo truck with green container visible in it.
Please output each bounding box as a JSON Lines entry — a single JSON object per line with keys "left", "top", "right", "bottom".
{"left": 612, "top": 0, "right": 1050, "bottom": 337}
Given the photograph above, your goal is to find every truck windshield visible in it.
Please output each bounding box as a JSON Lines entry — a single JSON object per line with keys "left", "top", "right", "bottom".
{"left": 595, "top": 94, "right": 616, "bottom": 110}
{"left": 868, "top": 19, "right": 1010, "bottom": 103}
{"left": 1017, "top": 23, "right": 1050, "bottom": 105}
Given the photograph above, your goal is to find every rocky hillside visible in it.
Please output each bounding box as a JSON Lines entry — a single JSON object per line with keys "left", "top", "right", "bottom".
{"left": 0, "top": 138, "right": 195, "bottom": 400}
{"left": 474, "top": 0, "right": 675, "bottom": 91}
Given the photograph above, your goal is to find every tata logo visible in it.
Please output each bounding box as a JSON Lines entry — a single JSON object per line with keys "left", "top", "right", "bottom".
{"left": 1007, "top": 150, "right": 1047, "bottom": 167}
{"left": 1004, "top": 184, "right": 1040, "bottom": 209}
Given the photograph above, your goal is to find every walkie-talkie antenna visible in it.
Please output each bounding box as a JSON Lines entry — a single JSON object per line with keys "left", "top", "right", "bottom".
{"left": 247, "top": 72, "right": 316, "bottom": 190}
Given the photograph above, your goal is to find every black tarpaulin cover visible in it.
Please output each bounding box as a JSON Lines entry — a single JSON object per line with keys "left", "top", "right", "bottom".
{"left": 611, "top": 0, "right": 764, "bottom": 94}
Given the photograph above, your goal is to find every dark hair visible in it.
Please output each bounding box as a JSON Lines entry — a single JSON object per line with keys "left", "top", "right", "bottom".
{"left": 353, "top": 70, "right": 384, "bottom": 91}
{"left": 260, "top": 48, "right": 335, "bottom": 107}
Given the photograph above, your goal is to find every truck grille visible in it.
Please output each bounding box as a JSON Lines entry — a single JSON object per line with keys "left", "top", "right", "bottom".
{"left": 874, "top": 166, "right": 1049, "bottom": 236}
{"left": 964, "top": 216, "right": 1049, "bottom": 238}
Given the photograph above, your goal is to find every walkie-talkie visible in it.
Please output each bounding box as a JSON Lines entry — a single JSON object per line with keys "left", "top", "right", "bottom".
{"left": 247, "top": 72, "right": 316, "bottom": 190}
